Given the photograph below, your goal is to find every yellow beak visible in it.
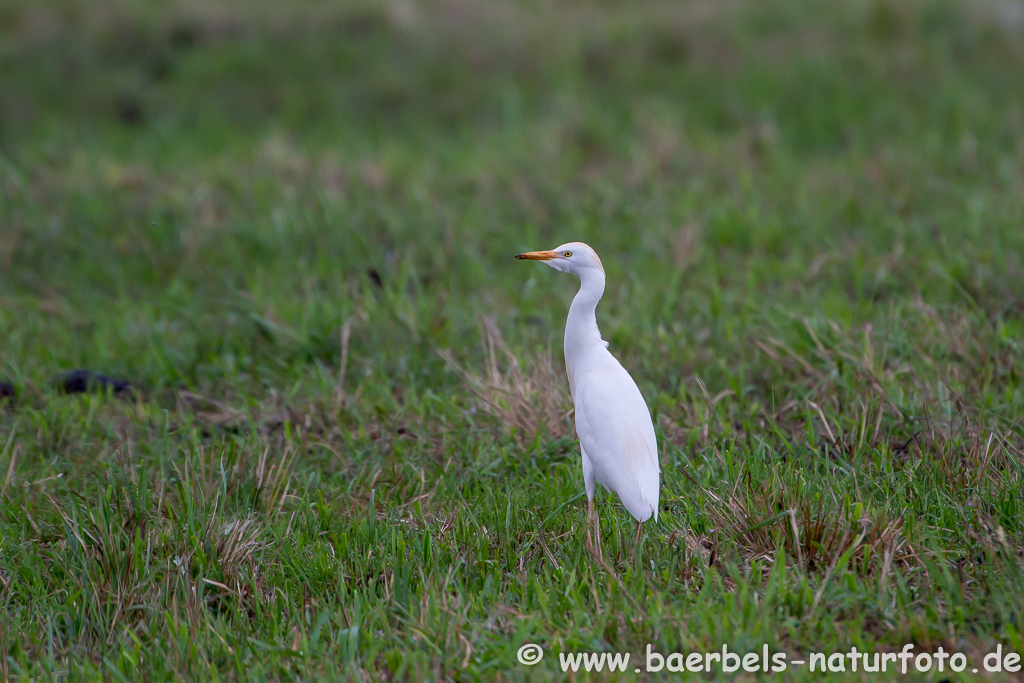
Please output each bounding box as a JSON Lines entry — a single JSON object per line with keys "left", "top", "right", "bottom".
{"left": 514, "top": 250, "right": 559, "bottom": 261}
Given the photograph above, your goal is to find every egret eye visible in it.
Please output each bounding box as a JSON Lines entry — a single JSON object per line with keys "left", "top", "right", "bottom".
{"left": 564, "top": 251, "right": 572, "bottom": 257}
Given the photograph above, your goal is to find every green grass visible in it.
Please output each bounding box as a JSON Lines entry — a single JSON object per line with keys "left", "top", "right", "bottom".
{"left": 2, "top": 0, "right": 1024, "bottom": 679}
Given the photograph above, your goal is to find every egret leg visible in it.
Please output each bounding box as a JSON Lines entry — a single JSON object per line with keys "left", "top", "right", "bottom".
{"left": 586, "top": 497, "right": 604, "bottom": 562}
{"left": 634, "top": 519, "right": 642, "bottom": 545}
{"left": 586, "top": 497, "right": 594, "bottom": 548}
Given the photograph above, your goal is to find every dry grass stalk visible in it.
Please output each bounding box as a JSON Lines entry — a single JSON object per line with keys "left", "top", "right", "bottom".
{"left": 210, "top": 516, "right": 263, "bottom": 589}
{"left": 255, "top": 444, "right": 299, "bottom": 515}
{"left": 440, "top": 317, "right": 572, "bottom": 444}
{"left": 1, "top": 442, "right": 20, "bottom": 498}
{"left": 336, "top": 316, "right": 354, "bottom": 409}
{"left": 684, "top": 468, "right": 914, "bottom": 578}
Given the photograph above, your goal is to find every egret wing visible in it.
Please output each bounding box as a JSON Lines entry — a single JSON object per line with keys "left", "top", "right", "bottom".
{"left": 573, "top": 352, "right": 660, "bottom": 521}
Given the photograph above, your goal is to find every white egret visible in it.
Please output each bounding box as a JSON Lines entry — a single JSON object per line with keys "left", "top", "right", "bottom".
{"left": 515, "top": 242, "right": 659, "bottom": 558}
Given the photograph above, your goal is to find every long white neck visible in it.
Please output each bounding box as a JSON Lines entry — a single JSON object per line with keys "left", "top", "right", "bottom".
{"left": 564, "top": 267, "right": 606, "bottom": 361}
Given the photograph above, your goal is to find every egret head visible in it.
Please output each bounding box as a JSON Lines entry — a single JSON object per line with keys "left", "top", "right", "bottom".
{"left": 514, "top": 242, "right": 604, "bottom": 277}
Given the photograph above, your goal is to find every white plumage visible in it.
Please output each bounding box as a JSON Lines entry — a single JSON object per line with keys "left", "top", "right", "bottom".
{"left": 516, "top": 242, "right": 660, "bottom": 554}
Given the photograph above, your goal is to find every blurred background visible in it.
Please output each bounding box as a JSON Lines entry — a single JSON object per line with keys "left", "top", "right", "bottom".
{"left": 2, "top": 0, "right": 1022, "bottom": 397}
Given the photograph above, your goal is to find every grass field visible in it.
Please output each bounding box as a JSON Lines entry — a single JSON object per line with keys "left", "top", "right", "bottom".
{"left": 2, "top": 0, "right": 1024, "bottom": 679}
